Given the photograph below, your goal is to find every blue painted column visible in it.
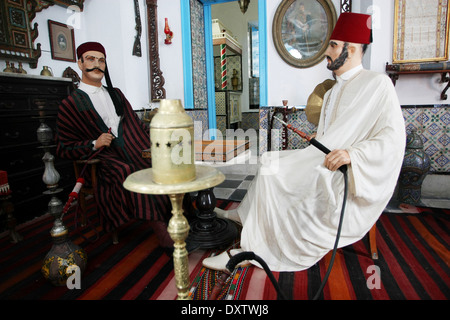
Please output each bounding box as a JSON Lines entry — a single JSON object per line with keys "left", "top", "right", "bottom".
{"left": 180, "top": 0, "right": 194, "bottom": 109}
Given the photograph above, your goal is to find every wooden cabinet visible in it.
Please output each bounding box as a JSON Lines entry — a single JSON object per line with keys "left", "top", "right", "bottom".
{"left": 0, "top": 73, "right": 75, "bottom": 224}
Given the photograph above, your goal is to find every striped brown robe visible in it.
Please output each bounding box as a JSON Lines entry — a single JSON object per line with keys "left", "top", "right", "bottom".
{"left": 55, "top": 87, "right": 171, "bottom": 232}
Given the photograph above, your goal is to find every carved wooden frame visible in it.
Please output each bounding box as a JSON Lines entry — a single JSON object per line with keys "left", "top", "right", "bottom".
{"left": 340, "top": 0, "right": 352, "bottom": 12}
{"left": 146, "top": 0, "right": 166, "bottom": 101}
{"left": 272, "top": 0, "right": 337, "bottom": 68}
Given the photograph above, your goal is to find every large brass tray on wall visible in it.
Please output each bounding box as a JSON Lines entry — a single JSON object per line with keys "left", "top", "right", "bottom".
{"left": 272, "top": 0, "right": 337, "bottom": 68}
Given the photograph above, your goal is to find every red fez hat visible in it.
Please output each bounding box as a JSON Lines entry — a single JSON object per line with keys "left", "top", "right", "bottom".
{"left": 76, "top": 42, "right": 106, "bottom": 60}
{"left": 330, "top": 12, "right": 372, "bottom": 44}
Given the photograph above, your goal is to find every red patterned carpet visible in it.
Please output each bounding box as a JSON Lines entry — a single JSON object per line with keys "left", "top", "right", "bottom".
{"left": 0, "top": 199, "right": 449, "bottom": 300}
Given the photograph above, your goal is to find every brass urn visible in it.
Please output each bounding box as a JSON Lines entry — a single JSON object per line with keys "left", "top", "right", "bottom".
{"left": 40, "top": 66, "right": 53, "bottom": 76}
{"left": 150, "top": 99, "right": 195, "bottom": 184}
{"left": 41, "top": 219, "right": 87, "bottom": 286}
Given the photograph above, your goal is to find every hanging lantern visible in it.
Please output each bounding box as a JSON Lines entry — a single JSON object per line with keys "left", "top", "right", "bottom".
{"left": 238, "top": 0, "right": 250, "bottom": 14}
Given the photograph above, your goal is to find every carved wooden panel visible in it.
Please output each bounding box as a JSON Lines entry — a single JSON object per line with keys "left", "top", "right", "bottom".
{"left": 340, "top": 0, "right": 352, "bottom": 13}
{"left": 46, "top": 0, "right": 85, "bottom": 11}
{"left": 0, "top": 0, "right": 42, "bottom": 68}
{"left": 146, "top": 0, "right": 166, "bottom": 101}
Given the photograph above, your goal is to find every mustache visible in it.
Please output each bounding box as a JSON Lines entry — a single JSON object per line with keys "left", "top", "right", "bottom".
{"left": 86, "top": 67, "right": 105, "bottom": 73}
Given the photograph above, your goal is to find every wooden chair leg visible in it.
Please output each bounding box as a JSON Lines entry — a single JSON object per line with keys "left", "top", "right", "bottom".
{"left": 78, "top": 193, "right": 88, "bottom": 227}
{"left": 112, "top": 229, "right": 119, "bottom": 245}
{"left": 74, "top": 159, "right": 120, "bottom": 246}
{"left": 369, "top": 224, "right": 378, "bottom": 260}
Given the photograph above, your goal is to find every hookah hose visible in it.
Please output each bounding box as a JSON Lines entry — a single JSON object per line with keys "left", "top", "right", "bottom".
{"left": 226, "top": 118, "right": 348, "bottom": 300}
{"left": 60, "top": 128, "right": 112, "bottom": 241}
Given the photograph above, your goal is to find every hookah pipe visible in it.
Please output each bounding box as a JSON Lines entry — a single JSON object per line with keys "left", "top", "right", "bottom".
{"left": 60, "top": 128, "right": 112, "bottom": 240}
{"left": 273, "top": 117, "right": 347, "bottom": 173}
{"left": 225, "top": 117, "right": 349, "bottom": 300}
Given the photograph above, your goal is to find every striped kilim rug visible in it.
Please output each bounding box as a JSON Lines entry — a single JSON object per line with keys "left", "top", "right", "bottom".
{"left": 0, "top": 199, "right": 449, "bottom": 300}
{"left": 191, "top": 205, "right": 450, "bottom": 300}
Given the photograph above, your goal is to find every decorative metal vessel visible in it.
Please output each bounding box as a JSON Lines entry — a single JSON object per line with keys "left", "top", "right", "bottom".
{"left": 41, "top": 219, "right": 87, "bottom": 286}
{"left": 40, "top": 66, "right": 53, "bottom": 76}
{"left": 150, "top": 99, "right": 195, "bottom": 184}
{"left": 398, "top": 130, "right": 430, "bottom": 205}
{"left": 37, "top": 123, "right": 53, "bottom": 145}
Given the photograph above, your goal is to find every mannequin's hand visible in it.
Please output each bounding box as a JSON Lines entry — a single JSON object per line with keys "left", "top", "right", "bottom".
{"left": 324, "top": 149, "right": 350, "bottom": 171}
{"left": 95, "top": 133, "right": 114, "bottom": 149}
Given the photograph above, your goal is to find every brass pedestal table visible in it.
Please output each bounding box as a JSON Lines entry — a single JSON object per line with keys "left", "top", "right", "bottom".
{"left": 123, "top": 165, "right": 227, "bottom": 300}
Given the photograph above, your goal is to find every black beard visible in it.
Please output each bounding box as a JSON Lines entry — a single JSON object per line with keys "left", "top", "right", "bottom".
{"left": 326, "top": 43, "right": 349, "bottom": 71}
{"left": 86, "top": 67, "right": 105, "bottom": 73}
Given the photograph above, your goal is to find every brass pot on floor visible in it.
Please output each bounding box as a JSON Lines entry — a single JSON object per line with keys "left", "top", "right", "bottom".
{"left": 41, "top": 219, "right": 87, "bottom": 286}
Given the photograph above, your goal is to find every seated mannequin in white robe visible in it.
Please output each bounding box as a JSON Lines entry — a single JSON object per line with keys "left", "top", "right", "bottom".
{"left": 203, "top": 13, "right": 406, "bottom": 272}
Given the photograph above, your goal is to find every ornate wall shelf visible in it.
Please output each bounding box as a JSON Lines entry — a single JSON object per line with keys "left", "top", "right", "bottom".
{"left": 385, "top": 63, "right": 450, "bottom": 100}
{"left": 46, "top": 0, "right": 85, "bottom": 11}
{"left": 212, "top": 19, "right": 242, "bottom": 55}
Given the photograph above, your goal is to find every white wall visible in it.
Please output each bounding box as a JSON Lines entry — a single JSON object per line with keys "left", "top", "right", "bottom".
{"left": 2, "top": 0, "right": 447, "bottom": 110}
{"left": 157, "top": 1, "right": 185, "bottom": 103}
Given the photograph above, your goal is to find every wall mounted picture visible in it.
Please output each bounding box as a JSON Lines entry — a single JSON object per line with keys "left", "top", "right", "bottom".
{"left": 393, "top": 0, "right": 450, "bottom": 63}
{"left": 48, "top": 19, "right": 76, "bottom": 62}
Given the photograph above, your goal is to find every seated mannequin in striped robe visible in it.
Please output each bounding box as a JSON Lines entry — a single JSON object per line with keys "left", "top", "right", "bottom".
{"left": 55, "top": 42, "right": 173, "bottom": 248}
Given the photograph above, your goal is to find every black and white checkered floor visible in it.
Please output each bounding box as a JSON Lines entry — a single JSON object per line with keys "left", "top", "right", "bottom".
{"left": 190, "top": 173, "right": 255, "bottom": 202}
{"left": 213, "top": 174, "right": 255, "bottom": 202}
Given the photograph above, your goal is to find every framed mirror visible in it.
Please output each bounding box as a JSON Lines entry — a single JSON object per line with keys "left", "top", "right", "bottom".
{"left": 272, "top": 0, "right": 337, "bottom": 68}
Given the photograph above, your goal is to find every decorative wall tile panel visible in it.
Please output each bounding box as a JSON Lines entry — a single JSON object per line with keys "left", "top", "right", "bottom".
{"left": 190, "top": 0, "right": 208, "bottom": 109}
{"left": 259, "top": 105, "right": 449, "bottom": 173}
{"left": 241, "top": 112, "right": 259, "bottom": 130}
